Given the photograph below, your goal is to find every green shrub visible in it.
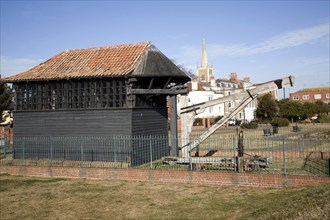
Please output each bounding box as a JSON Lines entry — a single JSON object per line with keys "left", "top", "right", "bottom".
{"left": 211, "top": 116, "right": 223, "bottom": 125}
{"left": 193, "top": 118, "right": 203, "bottom": 126}
{"left": 316, "top": 114, "right": 330, "bottom": 123}
{"left": 270, "top": 118, "right": 290, "bottom": 127}
{"left": 240, "top": 121, "right": 258, "bottom": 129}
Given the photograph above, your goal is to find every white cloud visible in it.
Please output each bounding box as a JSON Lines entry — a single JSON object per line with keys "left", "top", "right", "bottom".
{"left": 0, "top": 56, "right": 43, "bottom": 78}
{"left": 293, "top": 57, "right": 330, "bottom": 67}
{"left": 177, "top": 23, "right": 329, "bottom": 60}
{"left": 210, "top": 23, "right": 329, "bottom": 57}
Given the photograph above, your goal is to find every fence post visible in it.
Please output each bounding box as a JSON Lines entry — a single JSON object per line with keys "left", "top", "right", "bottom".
{"left": 3, "top": 136, "right": 7, "bottom": 158}
{"left": 80, "top": 136, "right": 84, "bottom": 165}
{"left": 114, "top": 136, "right": 117, "bottom": 169}
{"left": 22, "top": 139, "right": 25, "bottom": 160}
{"left": 50, "top": 137, "right": 53, "bottom": 167}
{"left": 283, "top": 137, "right": 286, "bottom": 175}
{"left": 189, "top": 142, "right": 192, "bottom": 171}
{"left": 234, "top": 135, "right": 237, "bottom": 172}
{"left": 149, "top": 136, "right": 153, "bottom": 169}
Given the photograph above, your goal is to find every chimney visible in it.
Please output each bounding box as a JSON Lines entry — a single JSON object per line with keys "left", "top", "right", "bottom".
{"left": 243, "top": 75, "right": 250, "bottom": 82}
{"left": 230, "top": 73, "right": 238, "bottom": 82}
{"left": 210, "top": 77, "right": 216, "bottom": 87}
{"left": 192, "top": 81, "right": 198, "bottom": 91}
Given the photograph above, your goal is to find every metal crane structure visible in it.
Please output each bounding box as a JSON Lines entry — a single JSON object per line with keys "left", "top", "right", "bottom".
{"left": 163, "top": 75, "right": 295, "bottom": 169}
{"left": 180, "top": 75, "right": 295, "bottom": 158}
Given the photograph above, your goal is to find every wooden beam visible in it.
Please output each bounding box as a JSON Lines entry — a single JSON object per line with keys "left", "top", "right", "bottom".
{"left": 129, "top": 88, "right": 188, "bottom": 95}
{"left": 148, "top": 78, "right": 155, "bottom": 89}
{"left": 163, "top": 77, "right": 172, "bottom": 89}
{"left": 170, "top": 95, "right": 178, "bottom": 157}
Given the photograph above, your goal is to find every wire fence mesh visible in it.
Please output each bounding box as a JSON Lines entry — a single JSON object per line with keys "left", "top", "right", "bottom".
{"left": 0, "top": 124, "right": 329, "bottom": 177}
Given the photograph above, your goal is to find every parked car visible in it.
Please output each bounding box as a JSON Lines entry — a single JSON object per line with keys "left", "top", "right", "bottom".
{"left": 228, "top": 118, "right": 236, "bottom": 126}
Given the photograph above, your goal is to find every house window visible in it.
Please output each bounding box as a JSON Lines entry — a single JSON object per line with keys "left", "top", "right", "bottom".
{"left": 293, "top": 95, "right": 299, "bottom": 100}
{"left": 239, "top": 112, "right": 243, "bottom": 119}
{"left": 303, "top": 95, "right": 309, "bottom": 100}
{"left": 314, "top": 94, "right": 321, "bottom": 99}
{"left": 326, "top": 93, "right": 330, "bottom": 99}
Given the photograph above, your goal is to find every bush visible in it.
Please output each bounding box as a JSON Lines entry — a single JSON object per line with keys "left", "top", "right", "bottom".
{"left": 316, "top": 114, "right": 330, "bottom": 123}
{"left": 240, "top": 121, "right": 258, "bottom": 129}
{"left": 270, "top": 118, "right": 290, "bottom": 127}
{"left": 193, "top": 118, "right": 203, "bottom": 126}
{"left": 211, "top": 116, "right": 223, "bottom": 125}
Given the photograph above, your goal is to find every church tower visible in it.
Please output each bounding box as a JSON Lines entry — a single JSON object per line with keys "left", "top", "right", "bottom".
{"left": 197, "top": 39, "right": 214, "bottom": 83}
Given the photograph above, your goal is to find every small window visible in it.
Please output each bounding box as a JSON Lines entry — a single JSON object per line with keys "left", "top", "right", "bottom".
{"left": 239, "top": 112, "right": 243, "bottom": 119}
{"left": 326, "top": 93, "right": 330, "bottom": 99}
{"left": 293, "top": 95, "right": 299, "bottom": 100}
{"left": 303, "top": 95, "right": 309, "bottom": 100}
{"left": 314, "top": 94, "right": 321, "bottom": 99}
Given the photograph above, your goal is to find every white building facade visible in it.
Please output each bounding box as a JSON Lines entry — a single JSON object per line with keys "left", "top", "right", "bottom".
{"left": 177, "top": 40, "right": 257, "bottom": 123}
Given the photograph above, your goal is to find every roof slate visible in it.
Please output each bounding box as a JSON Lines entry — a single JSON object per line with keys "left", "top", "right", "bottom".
{"left": 3, "top": 41, "right": 181, "bottom": 82}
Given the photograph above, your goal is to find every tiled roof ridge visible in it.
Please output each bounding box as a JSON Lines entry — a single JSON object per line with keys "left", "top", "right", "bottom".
{"left": 3, "top": 41, "right": 152, "bottom": 82}
{"left": 62, "top": 41, "right": 151, "bottom": 53}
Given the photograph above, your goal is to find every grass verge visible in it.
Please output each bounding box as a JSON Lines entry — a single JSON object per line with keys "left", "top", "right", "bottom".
{"left": 0, "top": 174, "right": 329, "bottom": 220}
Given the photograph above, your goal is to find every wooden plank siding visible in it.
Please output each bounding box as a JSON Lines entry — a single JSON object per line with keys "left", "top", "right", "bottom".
{"left": 12, "top": 108, "right": 169, "bottom": 166}
{"left": 132, "top": 108, "right": 168, "bottom": 136}
{"left": 13, "top": 109, "right": 132, "bottom": 137}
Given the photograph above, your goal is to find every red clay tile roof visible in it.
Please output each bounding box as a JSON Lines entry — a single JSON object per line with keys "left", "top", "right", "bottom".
{"left": 3, "top": 42, "right": 157, "bottom": 82}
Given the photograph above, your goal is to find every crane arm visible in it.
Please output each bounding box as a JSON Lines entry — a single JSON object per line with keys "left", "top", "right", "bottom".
{"left": 181, "top": 75, "right": 295, "bottom": 114}
{"left": 180, "top": 75, "right": 295, "bottom": 157}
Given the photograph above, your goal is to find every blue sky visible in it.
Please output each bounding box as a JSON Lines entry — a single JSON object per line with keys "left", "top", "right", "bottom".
{"left": 1, "top": 0, "right": 329, "bottom": 98}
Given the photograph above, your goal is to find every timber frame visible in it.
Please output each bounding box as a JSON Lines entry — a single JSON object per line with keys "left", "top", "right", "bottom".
{"left": 13, "top": 76, "right": 187, "bottom": 111}
{"left": 4, "top": 42, "right": 190, "bottom": 164}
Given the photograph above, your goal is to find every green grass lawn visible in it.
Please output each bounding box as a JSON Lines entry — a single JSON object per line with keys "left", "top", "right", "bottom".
{"left": 0, "top": 174, "right": 329, "bottom": 220}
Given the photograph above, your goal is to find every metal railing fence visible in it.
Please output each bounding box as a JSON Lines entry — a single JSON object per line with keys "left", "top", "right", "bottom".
{"left": 0, "top": 134, "right": 329, "bottom": 177}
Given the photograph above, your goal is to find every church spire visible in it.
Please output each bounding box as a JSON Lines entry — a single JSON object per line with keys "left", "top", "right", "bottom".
{"left": 197, "top": 39, "right": 214, "bottom": 83}
{"left": 201, "top": 39, "right": 208, "bottom": 67}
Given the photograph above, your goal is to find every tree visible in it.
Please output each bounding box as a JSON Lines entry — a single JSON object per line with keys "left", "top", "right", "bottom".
{"left": 0, "top": 75, "right": 12, "bottom": 121}
{"left": 278, "top": 99, "right": 304, "bottom": 122}
{"left": 255, "top": 93, "right": 279, "bottom": 122}
{"left": 314, "top": 100, "right": 330, "bottom": 114}
{"left": 171, "top": 59, "right": 197, "bottom": 80}
{"left": 302, "top": 102, "right": 317, "bottom": 119}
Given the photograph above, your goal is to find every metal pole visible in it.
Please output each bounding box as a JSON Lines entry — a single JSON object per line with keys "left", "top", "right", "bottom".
{"left": 149, "top": 136, "right": 153, "bottom": 169}
{"left": 50, "top": 137, "right": 53, "bottom": 167}
{"left": 22, "top": 139, "right": 25, "bottom": 160}
{"left": 189, "top": 143, "right": 192, "bottom": 171}
{"left": 234, "top": 135, "right": 237, "bottom": 172}
{"left": 3, "top": 136, "right": 7, "bottom": 158}
{"left": 114, "top": 136, "right": 117, "bottom": 169}
{"left": 80, "top": 136, "right": 84, "bottom": 165}
{"left": 283, "top": 137, "right": 286, "bottom": 175}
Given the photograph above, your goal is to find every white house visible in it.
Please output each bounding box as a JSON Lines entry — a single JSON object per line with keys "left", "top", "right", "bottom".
{"left": 177, "top": 40, "right": 257, "bottom": 124}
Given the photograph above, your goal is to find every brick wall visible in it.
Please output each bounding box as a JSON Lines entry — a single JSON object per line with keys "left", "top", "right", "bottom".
{"left": 1, "top": 165, "right": 328, "bottom": 188}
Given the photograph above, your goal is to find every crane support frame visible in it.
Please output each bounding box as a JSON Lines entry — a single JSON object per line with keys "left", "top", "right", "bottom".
{"left": 180, "top": 75, "right": 295, "bottom": 158}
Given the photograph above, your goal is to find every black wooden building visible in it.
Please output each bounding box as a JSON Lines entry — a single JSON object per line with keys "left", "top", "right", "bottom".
{"left": 3, "top": 42, "right": 190, "bottom": 165}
